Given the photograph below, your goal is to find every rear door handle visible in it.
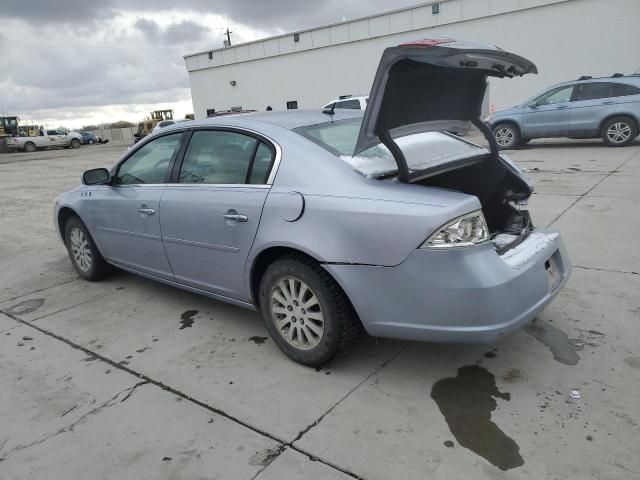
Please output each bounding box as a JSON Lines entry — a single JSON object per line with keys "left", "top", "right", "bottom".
{"left": 137, "top": 208, "right": 155, "bottom": 215}
{"left": 223, "top": 212, "right": 248, "bottom": 222}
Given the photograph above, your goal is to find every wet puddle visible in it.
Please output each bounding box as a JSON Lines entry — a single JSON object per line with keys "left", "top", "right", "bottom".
{"left": 431, "top": 365, "right": 524, "bottom": 471}
{"left": 3, "top": 298, "right": 45, "bottom": 316}
{"left": 524, "top": 318, "right": 581, "bottom": 365}
{"left": 179, "top": 310, "right": 198, "bottom": 330}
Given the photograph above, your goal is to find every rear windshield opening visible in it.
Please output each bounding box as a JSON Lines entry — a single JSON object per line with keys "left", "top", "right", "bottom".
{"left": 294, "top": 118, "right": 490, "bottom": 178}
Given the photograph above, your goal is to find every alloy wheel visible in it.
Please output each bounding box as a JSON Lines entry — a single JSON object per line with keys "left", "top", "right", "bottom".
{"left": 70, "top": 227, "right": 92, "bottom": 272}
{"left": 270, "top": 276, "right": 325, "bottom": 350}
{"left": 495, "top": 127, "right": 514, "bottom": 147}
{"left": 606, "top": 122, "right": 632, "bottom": 144}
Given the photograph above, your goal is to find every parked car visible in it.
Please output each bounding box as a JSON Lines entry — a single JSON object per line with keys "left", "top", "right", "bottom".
{"left": 486, "top": 74, "right": 640, "bottom": 149}
{"left": 54, "top": 38, "right": 570, "bottom": 366}
{"left": 6, "top": 129, "right": 82, "bottom": 152}
{"left": 80, "top": 131, "right": 98, "bottom": 145}
{"left": 323, "top": 95, "right": 368, "bottom": 110}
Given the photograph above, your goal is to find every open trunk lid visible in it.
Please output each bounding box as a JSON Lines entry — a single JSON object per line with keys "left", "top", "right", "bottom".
{"left": 353, "top": 37, "right": 537, "bottom": 182}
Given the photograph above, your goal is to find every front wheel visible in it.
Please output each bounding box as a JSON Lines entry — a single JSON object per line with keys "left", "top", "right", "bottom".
{"left": 601, "top": 117, "right": 638, "bottom": 147}
{"left": 88, "top": 139, "right": 95, "bottom": 145}
{"left": 64, "top": 216, "right": 110, "bottom": 281}
{"left": 259, "top": 255, "right": 360, "bottom": 367}
{"left": 70, "top": 138, "right": 81, "bottom": 149}
{"left": 493, "top": 123, "right": 521, "bottom": 150}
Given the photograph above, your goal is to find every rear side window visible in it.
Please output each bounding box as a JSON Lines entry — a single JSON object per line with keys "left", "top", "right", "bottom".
{"left": 249, "top": 143, "right": 275, "bottom": 184}
{"left": 574, "top": 83, "right": 615, "bottom": 101}
{"left": 179, "top": 130, "right": 258, "bottom": 185}
{"left": 614, "top": 83, "right": 640, "bottom": 97}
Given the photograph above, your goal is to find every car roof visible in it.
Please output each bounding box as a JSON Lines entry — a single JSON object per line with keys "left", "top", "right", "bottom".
{"left": 173, "top": 109, "right": 364, "bottom": 131}
{"left": 551, "top": 75, "right": 640, "bottom": 89}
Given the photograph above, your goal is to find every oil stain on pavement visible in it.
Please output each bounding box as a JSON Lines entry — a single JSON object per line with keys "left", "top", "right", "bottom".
{"left": 3, "top": 298, "right": 45, "bottom": 316}
{"left": 179, "top": 310, "right": 198, "bottom": 330}
{"left": 524, "top": 318, "right": 581, "bottom": 365}
{"left": 431, "top": 365, "right": 524, "bottom": 471}
{"left": 248, "top": 336, "right": 268, "bottom": 345}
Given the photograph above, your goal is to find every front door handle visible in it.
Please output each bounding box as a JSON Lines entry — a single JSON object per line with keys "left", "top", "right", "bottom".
{"left": 137, "top": 208, "right": 155, "bottom": 215}
{"left": 223, "top": 211, "right": 248, "bottom": 222}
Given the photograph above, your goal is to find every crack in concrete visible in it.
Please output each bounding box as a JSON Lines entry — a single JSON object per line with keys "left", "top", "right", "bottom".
{"left": 573, "top": 265, "right": 638, "bottom": 276}
{"left": 292, "top": 343, "right": 409, "bottom": 444}
{"left": 547, "top": 148, "right": 640, "bottom": 228}
{"left": 2, "top": 312, "right": 366, "bottom": 479}
{"left": 0, "top": 277, "right": 79, "bottom": 305}
{"left": 0, "top": 381, "right": 148, "bottom": 461}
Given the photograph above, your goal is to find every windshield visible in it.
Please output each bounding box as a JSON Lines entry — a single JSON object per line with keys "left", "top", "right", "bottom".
{"left": 295, "top": 118, "right": 489, "bottom": 178}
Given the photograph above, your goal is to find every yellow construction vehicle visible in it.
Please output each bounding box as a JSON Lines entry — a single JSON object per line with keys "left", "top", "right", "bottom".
{"left": 0, "top": 116, "right": 19, "bottom": 137}
{"left": 134, "top": 109, "right": 174, "bottom": 143}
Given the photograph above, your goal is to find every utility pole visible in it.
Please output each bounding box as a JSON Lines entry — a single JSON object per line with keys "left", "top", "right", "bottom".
{"left": 224, "top": 28, "right": 233, "bottom": 47}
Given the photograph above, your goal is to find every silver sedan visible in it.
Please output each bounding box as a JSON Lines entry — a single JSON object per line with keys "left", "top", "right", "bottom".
{"left": 54, "top": 38, "right": 571, "bottom": 366}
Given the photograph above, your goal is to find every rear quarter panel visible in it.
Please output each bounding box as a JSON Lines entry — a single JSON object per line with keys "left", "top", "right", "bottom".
{"left": 245, "top": 126, "right": 481, "bottom": 275}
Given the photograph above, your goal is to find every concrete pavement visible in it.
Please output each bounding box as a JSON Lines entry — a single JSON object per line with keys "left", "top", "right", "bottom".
{"left": 1, "top": 140, "right": 639, "bottom": 479}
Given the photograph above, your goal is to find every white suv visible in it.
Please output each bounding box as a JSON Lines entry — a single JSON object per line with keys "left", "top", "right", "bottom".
{"left": 323, "top": 95, "right": 368, "bottom": 110}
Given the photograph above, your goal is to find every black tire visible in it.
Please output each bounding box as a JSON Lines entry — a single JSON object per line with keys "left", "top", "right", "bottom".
{"left": 493, "top": 123, "right": 521, "bottom": 150}
{"left": 64, "top": 216, "right": 110, "bottom": 281}
{"left": 24, "top": 142, "right": 36, "bottom": 153}
{"left": 258, "top": 254, "right": 360, "bottom": 367}
{"left": 601, "top": 116, "right": 638, "bottom": 147}
{"left": 70, "top": 138, "right": 81, "bottom": 149}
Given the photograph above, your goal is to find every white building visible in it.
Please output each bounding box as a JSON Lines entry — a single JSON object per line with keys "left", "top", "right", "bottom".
{"left": 184, "top": 0, "right": 639, "bottom": 119}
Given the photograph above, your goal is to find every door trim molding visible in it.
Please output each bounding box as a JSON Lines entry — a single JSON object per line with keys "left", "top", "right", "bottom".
{"left": 162, "top": 236, "right": 240, "bottom": 253}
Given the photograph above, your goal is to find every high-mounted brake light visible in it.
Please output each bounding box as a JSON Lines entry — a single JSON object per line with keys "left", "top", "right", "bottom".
{"left": 399, "top": 38, "right": 454, "bottom": 48}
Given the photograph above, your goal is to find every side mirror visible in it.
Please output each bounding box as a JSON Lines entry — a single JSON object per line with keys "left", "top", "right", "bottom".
{"left": 82, "top": 168, "right": 110, "bottom": 185}
{"left": 527, "top": 102, "right": 538, "bottom": 109}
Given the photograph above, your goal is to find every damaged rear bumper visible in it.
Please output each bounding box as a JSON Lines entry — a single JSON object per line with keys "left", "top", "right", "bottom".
{"left": 324, "top": 228, "right": 571, "bottom": 344}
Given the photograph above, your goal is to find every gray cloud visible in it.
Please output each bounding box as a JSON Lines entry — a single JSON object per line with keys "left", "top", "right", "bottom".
{"left": 134, "top": 18, "right": 210, "bottom": 45}
{"left": 0, "top": 0, "right": 419, "bottom": 125}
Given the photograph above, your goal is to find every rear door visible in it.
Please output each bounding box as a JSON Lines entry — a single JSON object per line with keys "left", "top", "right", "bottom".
{"left": 91, "top": 132, "right": 185, "bottom": 279}
{"left": 569, "top": 82, "right": 617, "bottom": 136}
{"left": 521, "top": 85, "right": 574, "bottom": 137}
{"left": 160, "top": 129, "right": 276, "bottom": 300}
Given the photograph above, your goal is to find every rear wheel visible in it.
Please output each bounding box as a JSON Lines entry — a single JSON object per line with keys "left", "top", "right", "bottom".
{"left": 88, "top": 139, "right": 95, "bottom": 145}
{"left": 64, "top": 216, "right": 110, "bottom": 281}
{"left": 601, "top": 117, "right": 638, "bottom": 147}
{"left": 493, "top": 123, "right": 521, "bottom": 150}
{"left": 24, "top": 142, "right": 36, "bottom": 153}
{"left": 259, "top": 255, "right": 360, "bottom": 367}
{"left": 70, "top": 138, "right": 81, "bottom": 149}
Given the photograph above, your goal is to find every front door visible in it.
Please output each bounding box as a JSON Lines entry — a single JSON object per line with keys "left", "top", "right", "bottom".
{"left": 521, "top": 85, "right": 574, "bottom": 138}
{"left": 91, "top": 132, "right": 184, "bottom": 279}
{"left": 160, "top": 129, "right": 276, "bottom": 300}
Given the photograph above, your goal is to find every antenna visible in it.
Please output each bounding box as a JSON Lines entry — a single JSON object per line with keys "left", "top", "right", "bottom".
{"left": 322, "top": 102, "right": 336, "bottom": 115}
{"left": 224, "top": 28, "right": 233, "bottom": 47}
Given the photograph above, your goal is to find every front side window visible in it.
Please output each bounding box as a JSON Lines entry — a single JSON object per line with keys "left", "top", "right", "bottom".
{"left": 46, "top": 130, "right": 57, "bottom": 135}
{"left": 574, "top": 83, "right": 614, "bottom": 101}
{"left": 179, "top": 130, "right": 258, "bottom": 184}
{"left": 114, "top": 133, "right": 182, "bottom": 185}
{"left": 535, "top": 85, "right": 574, "bottom": 105}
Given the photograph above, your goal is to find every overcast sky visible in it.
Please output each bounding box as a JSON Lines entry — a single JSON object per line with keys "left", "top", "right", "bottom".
{"left": 0, "top": 0, "right": 418, "bottom": 129}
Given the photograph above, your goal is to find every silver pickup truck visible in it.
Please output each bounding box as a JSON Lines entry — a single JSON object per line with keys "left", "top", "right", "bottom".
{"left": 6, "top": 129, "right": 83, "bottom": 152}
